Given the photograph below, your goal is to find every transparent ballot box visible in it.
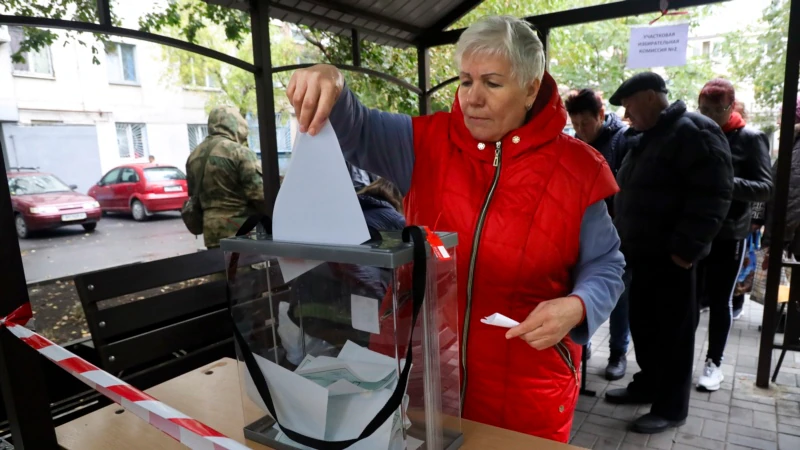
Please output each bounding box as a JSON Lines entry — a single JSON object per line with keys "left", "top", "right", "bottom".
{"left": 221, "top": 230, "right": 462, "bottom": 450}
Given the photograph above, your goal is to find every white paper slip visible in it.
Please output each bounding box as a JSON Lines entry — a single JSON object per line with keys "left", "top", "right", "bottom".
{"left": 272, "top": 120, "right": 370, "bottom": 278}
{"left": 351, "top": 294, "right": 380, "bottom": 334}
{"left": 480, "top": 313, "right": 520, "bottom": 328}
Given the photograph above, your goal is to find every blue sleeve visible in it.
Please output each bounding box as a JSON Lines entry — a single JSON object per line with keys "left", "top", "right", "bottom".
{"left": 569, "top": 200, "right": 626, "bottom": 345}
{"left": 328, "top": 85, "right": 415, "bottom": 195}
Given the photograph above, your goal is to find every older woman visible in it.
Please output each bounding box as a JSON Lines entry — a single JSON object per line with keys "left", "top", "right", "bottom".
{"left": 696, "top": 79, "right": 773, "bottom": 392}
{"left": 287, "top": 16, "right": 625, "bottom": 442}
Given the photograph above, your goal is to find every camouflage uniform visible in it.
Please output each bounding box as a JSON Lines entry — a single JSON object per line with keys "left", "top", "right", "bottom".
{"left": 186, "top": 106, "right": 266, "bottom": 248}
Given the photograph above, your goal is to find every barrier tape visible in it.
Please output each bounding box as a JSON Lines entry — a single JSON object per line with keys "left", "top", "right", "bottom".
{"left": 0, "top": 304, "right": 251, "bottom": 450}
{"left": 650, "top": 0, "right": 689, "bottom": 25}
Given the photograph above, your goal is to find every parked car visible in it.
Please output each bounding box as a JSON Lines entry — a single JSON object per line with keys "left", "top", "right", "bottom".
{"left": 88, "top": 164, "right": 188, "bottom": 221}
{"left": 7, "top": 169, "right": 102, "bottom": 239}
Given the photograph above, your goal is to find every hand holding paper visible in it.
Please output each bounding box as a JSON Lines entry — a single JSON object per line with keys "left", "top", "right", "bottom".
{"left": 505, "top": 296, "right": 585, "bottom": 350}
{"left": 480, "top": 313, "right": 520, "bottom": 328}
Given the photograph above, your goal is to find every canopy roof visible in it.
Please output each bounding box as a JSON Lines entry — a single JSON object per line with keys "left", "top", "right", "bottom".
{"left": 204, "top": 0, "right": 484, "bottom": 47}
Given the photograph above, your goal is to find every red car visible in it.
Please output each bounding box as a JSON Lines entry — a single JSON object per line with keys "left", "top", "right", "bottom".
{"left": 88, "top": 164, "right": 188, "bottom": 221}
{"left": 8, "top": 170, "right": 102, "bottom": 239}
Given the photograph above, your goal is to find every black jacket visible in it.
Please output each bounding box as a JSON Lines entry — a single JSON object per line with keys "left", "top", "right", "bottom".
{"left": 716, "top": 126, "right": 773, "bottom": 240}
{"left": 589, "top": 113, "right": 630, "bottom": 216}
{"left": 614, "top": 101, "right": 734, "bottom": 263}
{"left": 764, "top": 125, "right": 800, "bottom": 250}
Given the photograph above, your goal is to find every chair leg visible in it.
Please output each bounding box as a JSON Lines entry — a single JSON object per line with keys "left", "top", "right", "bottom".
{"left": 773, "top": 349, "right": 788, "bottom": 383}
{"left": 580, "top": 344, "right": 595, "bottom": 397}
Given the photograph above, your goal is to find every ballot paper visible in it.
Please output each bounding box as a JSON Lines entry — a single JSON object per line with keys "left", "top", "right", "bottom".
{"left": 480, "top": 313, "right": 520, "bottom": 328}
{"left": 272, "top": 121, "right": 370, "bottom": 282}
{"left": 246, "top": 340, "right": 415, "bottom": 449}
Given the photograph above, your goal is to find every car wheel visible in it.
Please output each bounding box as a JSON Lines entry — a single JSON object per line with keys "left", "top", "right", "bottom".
{"left": 15, "top": 214, "right": 30, "bottom": 239}
{"left": 131, "top": 200, "right": 148, "bottom": 222}
{"left": 82, "top": 223, "right": 97, "bottom": 232}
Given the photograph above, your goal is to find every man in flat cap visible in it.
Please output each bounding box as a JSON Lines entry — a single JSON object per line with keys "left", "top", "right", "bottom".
{"left": 604, "top": 72, "right": 733, "bottom": 434}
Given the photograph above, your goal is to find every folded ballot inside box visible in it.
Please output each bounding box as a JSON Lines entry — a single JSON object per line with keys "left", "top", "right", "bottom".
{"left": 222, "top": 229, "right": 463, "bottom": 450}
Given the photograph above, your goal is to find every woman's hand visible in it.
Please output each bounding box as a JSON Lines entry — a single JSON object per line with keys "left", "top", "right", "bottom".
{"left": 505, "top": 296, "right": 585, "bottom": 350}
{"left": 287, "top": 64, "right": 344, "bottom": 136}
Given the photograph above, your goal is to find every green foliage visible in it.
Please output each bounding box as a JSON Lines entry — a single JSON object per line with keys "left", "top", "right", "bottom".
{"left": 720, "top": 0, "right": 792, "bottom": 109}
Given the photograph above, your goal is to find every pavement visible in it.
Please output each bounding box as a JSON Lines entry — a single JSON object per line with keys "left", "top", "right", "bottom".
{"left": 571, "top": 299, "right": 800, "bottom": 450}
{"left": 18, "top": 212, "right": 201, "bottom": 284}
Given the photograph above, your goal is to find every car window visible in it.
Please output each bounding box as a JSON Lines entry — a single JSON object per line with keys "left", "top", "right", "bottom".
{"left": 8, "top": 174, "right": 72, "bottom": 195}
{"left": 101, "top": 168, "right": 122, "bottom": 185}
{"left": 120, "top": 168, "right": 139, "bottom": 183}
{"left": 143, "top": 167, "right": 186, "bottom": 182}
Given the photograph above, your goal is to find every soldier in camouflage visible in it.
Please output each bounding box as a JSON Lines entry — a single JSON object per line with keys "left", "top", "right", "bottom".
{"left": 186, "top": 106, "right": 267, "bottom": 248}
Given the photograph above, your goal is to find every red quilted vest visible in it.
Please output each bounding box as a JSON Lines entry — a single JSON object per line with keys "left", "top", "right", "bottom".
{"left": 404, "top": 73, "right": 618, "bottom": 442}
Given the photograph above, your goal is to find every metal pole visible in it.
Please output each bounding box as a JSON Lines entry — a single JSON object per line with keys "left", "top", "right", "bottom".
{"left": 96, "top": 0, "right": 112, "bottom": 27}
{"left": 249, "top": 0, "right": 281, "bottom": 215}
{"left": 351, "top": 29, "right": 361, "bottom": 67}
{"left": 417, "top": 46, "right": 430, "bottom": 115}
{"left": 0, "top": 151, "right": 58, "bottom": 448}
{"left": 539, "top": 27, "right": 551, "bottom": 72}
{"left": 756, "top": 0, "right": 800, "bottom": 388}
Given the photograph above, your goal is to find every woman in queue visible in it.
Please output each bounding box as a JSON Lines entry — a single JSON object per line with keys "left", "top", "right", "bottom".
{"left": 287, "top": 16, "right": 625, "bottom": 442}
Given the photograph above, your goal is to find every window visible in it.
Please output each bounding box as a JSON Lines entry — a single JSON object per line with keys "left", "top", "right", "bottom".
{"left": 144, "top": 167, "right": 186, "bottom": 182}
{"left": 702, "top": 41, "right": 711, "bottom": 58}
{"left": 100, "top": 168, "right": 122, "bottom": 185}
{"left": 120, "top": 168, "right": 139, "bottom": 183}
{"left": 183, "top": 57, "right": 218, "bottom": 88}
{"left": 116, "top": 123, "right": 148, "bottom": 159}
{"left": 9, "top": 174, "right": 71, "bottom": 195}
{"left": 8, "top": 26, "right": 53, "bottom": 76}
{"left": 187, "top": 124, "right": 209, "bottom": 152}
{"left": 106, "top": 43, "right": 138, "bottom": 84}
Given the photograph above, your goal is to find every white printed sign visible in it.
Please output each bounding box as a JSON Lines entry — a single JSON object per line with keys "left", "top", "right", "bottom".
{"left": 626, "top": 23, "right": 690, "bottom": 70}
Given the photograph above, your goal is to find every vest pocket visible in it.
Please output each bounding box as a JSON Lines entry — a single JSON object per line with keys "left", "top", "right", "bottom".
{"left": 554, "top": 341, "right": 579, "bottom": 385}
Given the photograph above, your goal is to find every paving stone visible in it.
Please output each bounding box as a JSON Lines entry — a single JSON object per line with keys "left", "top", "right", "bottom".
{"left": 576, "top": 396, "right": 598, "bottom": 413}
{"left": 725, "top": 444, "right": 754, "bottom": 450}
{"left": 729, "top": 407, "right": 755, "bottom": 426}
{"left": 623, "top": 431, "right": 651, "bottom": 445}
{"left": 753, "top": 411, "right": 778, "bottom": 432}
{"left": 738, "top": 356, "right": 758, "bottom": 368}
{"left": 702, "top": 419, "right": 727, "bottom": 441}
{"left": 570, "top": 431, "right": 598, "bottom": 448}
{"left": 708, "top": 388, "right": 733, "bottom": 405}
{"left": 692, "top": 389, "right": 712, "bottom": 402}
{"left": 693, "top": 400, "right": 731, "bottom": 414}
{"left": 580, "top": 422, "right": 627, "bottom": 440}
{"left": 732, "top": 392, "right": 777, "bottom": 406}
{"left": 591, "top": 399, "right": 619, "bottom": 418}
{"left": 689, "top": 406, "right": 730, "bottom": 422}
{"left": 612, "top": 404, "right": 641, "bottom": 422}
{"left": 726, "top": 433, "right": 778, "bottom": 450}
{"left": 676, "top": 433, "right": 726, "bottom": 450}
{"left": 776, "top": 400, "right": 800, "bottom": 418}
{"left": 778, "top": 415, "right": 800, "bottom": 426}
{"left": 731, "top": 399, "right": 777, "bottom": 413}
{"left": 777, "top": 422, "right": 800, "bottom": 437}
{"left": 593, "top": 436, "right": 624, "bottom": 450}
{"left": 778, "top": 432, "right": 800, "bottom": 450}
{"left": 586, "top": 414, "right": 630, "bottom": 430}
{"left": 774, "top": 372, "right": 799, "bottom": 388}
{"left": 646, "top": 429, "right": 677, "bottom": 450}
{"left": 679, "top": 418, "right": 704, "bottom": 437}
{"left": 672, "top": 444, "right": 707, "bottom": 450}
{"left": 727, "top": 423, "right": 778, "bottom": 441}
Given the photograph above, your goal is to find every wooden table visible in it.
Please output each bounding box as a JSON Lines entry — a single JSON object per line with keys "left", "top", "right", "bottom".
{"left": 56, "top": 358, "right": 584, "bottom": 450}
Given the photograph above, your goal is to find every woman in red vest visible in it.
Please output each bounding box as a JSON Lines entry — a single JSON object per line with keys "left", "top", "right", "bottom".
{"left": 287, "top": 15, "right": 625, "bottom": 442}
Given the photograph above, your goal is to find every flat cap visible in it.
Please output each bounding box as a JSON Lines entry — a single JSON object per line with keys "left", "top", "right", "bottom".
{"left": 609, "top": 72, "right": 669, "bottom": 106}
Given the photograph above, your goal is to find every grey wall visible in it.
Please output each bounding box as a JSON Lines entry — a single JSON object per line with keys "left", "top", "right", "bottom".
{"left": 1, "top": 124, "right": 102, "bottom": 194}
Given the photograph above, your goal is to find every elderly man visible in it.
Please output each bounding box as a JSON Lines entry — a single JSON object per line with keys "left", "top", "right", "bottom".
{"left": 605, "top": 72, "right": 733, "bottom": 434}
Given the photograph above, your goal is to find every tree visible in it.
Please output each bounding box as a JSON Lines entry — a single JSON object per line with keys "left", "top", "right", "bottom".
{"left": 720, "top": 0, "right": 792, "bottom": 110}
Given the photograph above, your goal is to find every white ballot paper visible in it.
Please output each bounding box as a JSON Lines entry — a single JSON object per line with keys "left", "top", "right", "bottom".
{"left": 272, "top": 121, "right": 370, "bottom": 282}
{"left": 480, "top": 313, "right": 520, "bottom": 328}
{"left": 246, "top": 340, "right": 414, "bottom": 449}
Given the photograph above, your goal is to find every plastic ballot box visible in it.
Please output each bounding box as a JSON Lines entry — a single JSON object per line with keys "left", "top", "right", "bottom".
{"left": 221, "top": 228, "right": 462, "bottom": 450}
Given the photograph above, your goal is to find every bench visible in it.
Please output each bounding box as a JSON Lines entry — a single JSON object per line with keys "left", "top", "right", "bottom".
{"left": 73, "top": 249, "right": 235, "bottom": 387}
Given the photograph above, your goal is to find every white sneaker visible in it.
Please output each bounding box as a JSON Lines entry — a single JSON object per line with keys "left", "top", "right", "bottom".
{"left": 697, "top": 359, "right": 724, "bottom": 391}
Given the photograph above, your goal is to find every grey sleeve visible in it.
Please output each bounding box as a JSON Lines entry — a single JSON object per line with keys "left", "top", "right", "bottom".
{"left": 328, "top": 85, "right": 415, "bottom": 194}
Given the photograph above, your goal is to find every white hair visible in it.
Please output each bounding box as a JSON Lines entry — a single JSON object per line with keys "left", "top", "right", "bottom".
{"left": 454, "top": 15, "right": 546, "bottom": 87}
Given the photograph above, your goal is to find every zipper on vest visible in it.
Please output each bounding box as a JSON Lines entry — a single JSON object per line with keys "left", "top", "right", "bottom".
{"left": 461, "top": 140, "right": 502, "bottom": 413}
{"left": 555, "top": 341, "right": 579, "bottom": 385}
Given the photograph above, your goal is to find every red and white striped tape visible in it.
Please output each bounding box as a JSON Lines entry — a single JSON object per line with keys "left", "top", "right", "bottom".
{"left": 1, "top": 304, "right": 251, "bottom": 450}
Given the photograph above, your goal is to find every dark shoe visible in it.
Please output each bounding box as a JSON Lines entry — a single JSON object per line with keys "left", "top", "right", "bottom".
{"left": 630, "top": 413, "right": 686, "bottom": 434}
{"left": 605, "top": 352, "right": 628, "bottom": 381}
{"left": 605, "top": 387, "right": 653, "bottom": 405}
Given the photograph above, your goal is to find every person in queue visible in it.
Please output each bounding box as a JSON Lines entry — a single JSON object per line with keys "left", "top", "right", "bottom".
{"left": 287, "top": 15, "right": 625, "bottom": 442}
{"left": 605, "top": 72, "right": 733, "bottom": 433}
{"left": 565, "top": 88, "right": 633, "bottom": 381}
{"left": 695, "top": 79, "right": 772, "bottom": 391}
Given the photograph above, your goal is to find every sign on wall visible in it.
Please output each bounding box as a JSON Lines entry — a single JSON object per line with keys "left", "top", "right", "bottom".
{"left": 626, "top": 23, "right": 690, "bottom": 70}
